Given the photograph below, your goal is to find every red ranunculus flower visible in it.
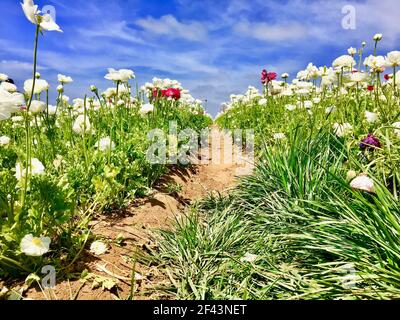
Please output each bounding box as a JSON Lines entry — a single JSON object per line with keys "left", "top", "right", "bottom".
{"left": 164, "top": 88, "right": 181, "bottom": 100}
{"left": 367, "top": 85, "right": 375, "bottom": 91}
{"left": 261, "top": 69, "right": 268, "bottom": 84}
{"left": 384, "top": 74, "right": 390, "bottom": 81}
{"left": 267, "top": 72, "right": 277, "bottom": 82}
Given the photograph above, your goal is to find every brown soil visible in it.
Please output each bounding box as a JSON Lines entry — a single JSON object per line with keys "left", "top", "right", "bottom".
{"left": 16, "top": 128, "right": 253, "bottom": 300}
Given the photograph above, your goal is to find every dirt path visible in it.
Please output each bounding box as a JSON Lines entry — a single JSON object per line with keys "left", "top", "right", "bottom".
{"left": 24, "top": 128, "right": 253, "bottom": 300}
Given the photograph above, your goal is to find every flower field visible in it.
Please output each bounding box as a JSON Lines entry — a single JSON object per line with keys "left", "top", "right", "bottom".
{"left": 2, "top": 0, "right": 400, "bottom": 301}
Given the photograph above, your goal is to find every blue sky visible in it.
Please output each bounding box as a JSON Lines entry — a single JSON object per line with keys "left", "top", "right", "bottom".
{"left": 1, "top": 0, "right": 399, "bottom": 115}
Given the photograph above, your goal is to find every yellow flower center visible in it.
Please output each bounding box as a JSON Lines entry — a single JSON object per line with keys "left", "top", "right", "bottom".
{"left": 32, "top": 237, "right": 42, "bottom": 246}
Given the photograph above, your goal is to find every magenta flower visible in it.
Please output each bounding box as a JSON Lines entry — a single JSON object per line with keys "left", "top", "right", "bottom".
{"left": 360, "top": 133, "right": 381, "bottom": 150}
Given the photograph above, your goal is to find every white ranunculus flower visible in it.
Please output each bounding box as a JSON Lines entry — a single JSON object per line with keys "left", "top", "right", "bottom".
{"left": 364, "top": 55, "right": 386, "bottom": 73}
{"left": 285, "top": 104, "right": 296, "bottom": 111}
{"left": 21, "top": 0, "right": 62, "bottom": 32}
{"left": 332, "top": 55, "right": 356, "bottom": 69}
{"left": 0, "top": 82, "right": 17, "bottom": 93}
{"left": 273, "top": 133, "right": 286, "bottom": 139}
{"left": 392, "top": 122, "right": 400, "bottom": 137}
{"left": 72, "top": 115, "right": 91, "bottom": 134}
{"left": 350, "top": 72, "right": 369, "bottom": 83}
{"left": 365, "top": 111, "right": 378, "bottom": 123}
{"left": 15, "top": 158, "right": 45, "bottom": 181}
{"left": 333, "top": 123, "right": 353, "bottom": 137}
{"left": 47, "top": 105, "right": 57, "bottom": 115}
{"left": 90, "top": 240, "right": 108, "bottom": 255}
{"left": 350, "top": 174, "right": 375, "bottom": 193}
{"left": 0, "top": 73, "right": 9, "bottom": 81}
{"left": 24, "top": 79, "right": 49, "bottom": 95}
{"left": 104, "top": 68, "right": 135, "bottom": 82}
{"left": 347, "top": 47, "right": 357, "bottom": 55}
{"left": 30, "top": 100, "right": 46, "bottom": 114}
{"left": 281, "top": 73, "right": 289, "bottom": 79}
{"left": 20, "top": 234, "right": 51, "bottom": 257}
{"left": 0, "top": 88, "right": 25, "bottom": 120}
{"left": 140, "top": 103, "right": 154, "bottom": 116}
{"left": 57, "top": 74, "right": 73, "bottom": 84}
{"left": 96, "top": 137, "right": 115, "bottom": 152}
{"left": 0, "top": 136, "right": 11, "bottom": 146}
{"left": 385, "top": 51, "right": 400, "bottom": 67}
{"left": 325, "top": 106, "right": 336, "bottom": 114}
{"left": 31, "top": 158, "right": 45, "bottom": 175}
{"left": 258, "top": 98, "right": 267, "bottom": 106}
{"left": 373, "top": 33, "right": 383, "bottom": 41}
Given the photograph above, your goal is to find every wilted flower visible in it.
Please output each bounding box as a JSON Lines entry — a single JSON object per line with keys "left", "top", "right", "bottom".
{"left": 24, "top": 79, "right": 49, "bottom": 95}
{"left": 350, "top": 174, "right": 375, "bottom": 193}
{"left": 20, "top": 234, "right": 51, "bottom": 257}
{"left": 90, "top": 240, "right": 108, "bottom": 255}
{"left": 346, "top": 170, "right": 357, "bottom": 181}
{"left": 21, "top": 0, "right": 62, "bottom": 32}
{"left": 360, "top": 133, "right": 381, "bottom": 150}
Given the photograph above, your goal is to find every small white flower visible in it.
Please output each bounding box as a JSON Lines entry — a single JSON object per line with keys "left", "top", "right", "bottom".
{"left": 47, "top": 105, "right": 57, "bottom": 115}
{"left": 347, "top": 47, "right": 357, "bottom": 56}
{"left": 333, "top": 123, "right": 353, "bottom": 137}
{"left": 96, "top": 137, "right": 115, "bottom": 152}
{"left": 285, "top": 104, "right": 296, "bottom": 111}
{"left": 373, "top": 33, "right": 383, "bottom": 41}
{"left": 90, "top": 240, "right": 108, "bottom": 255}
{"left": 20, "top": 234, "right": 51, "bottom": 257}
{"left": 350, "top": 174, "right": 375, "bottom": 193}
{"left": 325, "top": 106, "right": 336, "bottom": 114}
{"left": 140, "top": 103, "right": 154, "bottom": 115}
{"left": 258, "top": 98, "right": 267, "bottom": 106}
{"left": 365, "top": 111, "right": 378, "bottom": 123}
{"left": 273, "top": 133, "right": 286, "bottom": 140}
{"left": 57, "top": 74, "right": 73, "bottom": 84}
{"left": 0, "top": 136, "right": 11, "bottom": 146}
{"left": 240, "top": 252, "right": 258, "bottom": 263}
{"left": 281, "top": 73, "right": 289, "bottom": 79}
{"left": 392, "top": 122, "right": 400, "bottom": 137}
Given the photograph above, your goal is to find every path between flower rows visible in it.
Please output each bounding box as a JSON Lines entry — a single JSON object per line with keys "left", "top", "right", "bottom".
{"left": 24, "top": 128, "right": 253, "bottom": 300}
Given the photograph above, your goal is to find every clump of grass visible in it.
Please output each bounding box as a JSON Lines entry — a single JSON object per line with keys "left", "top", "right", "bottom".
{"left": 150, "top": 127, "right": 400, "bottom": 300}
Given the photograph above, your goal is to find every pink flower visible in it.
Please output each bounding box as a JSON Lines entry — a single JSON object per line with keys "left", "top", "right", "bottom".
{"left": 261, "top": 69, "right": 277, "bottom": 84}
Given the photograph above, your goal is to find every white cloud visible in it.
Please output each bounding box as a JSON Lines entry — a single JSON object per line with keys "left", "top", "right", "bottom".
{"left": 135, "top": 15, "right": 208, "bottom": 41}
{"left": 234, "top": 20, "right": 309, "bottom": 42}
